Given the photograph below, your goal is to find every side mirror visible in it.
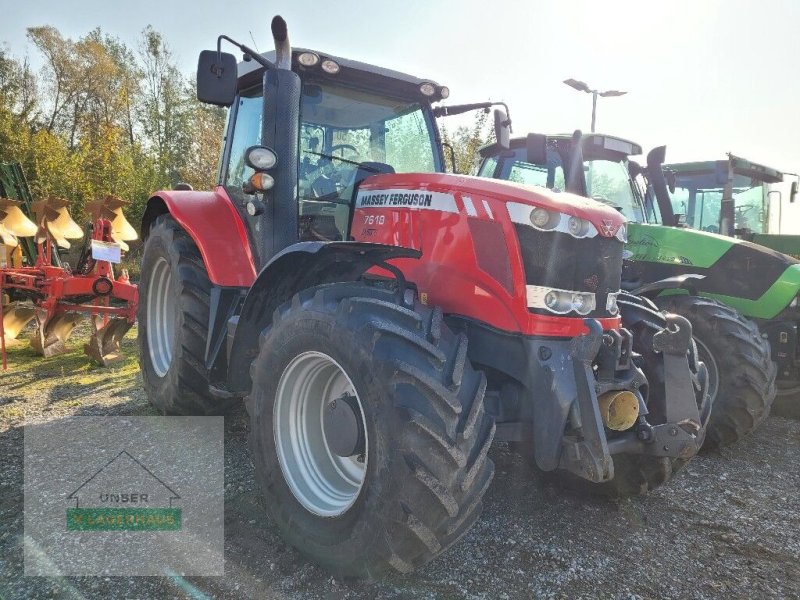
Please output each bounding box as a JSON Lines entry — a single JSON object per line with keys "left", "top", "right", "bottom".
{"left": 494, "top": 109, "right": 511, "bottom": 150}
{"left": 791, "top": 180, "right": 798, "bottom": 203}
{"left": 197, "top": 50, "right": 238, "bottom": 107}
{"left": 526, "top": 133, "right": 547, "bottom": 165}
{"left": 627, "top": 160, "right": 642, "bottom": 178}
{"left": 665, "top": 171, "right": 676, "bottom": 194}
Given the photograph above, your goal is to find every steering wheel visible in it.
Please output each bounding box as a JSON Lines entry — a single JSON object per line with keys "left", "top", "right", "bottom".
{"left": 329, "top": 144, "right": 361, "bottom": 162}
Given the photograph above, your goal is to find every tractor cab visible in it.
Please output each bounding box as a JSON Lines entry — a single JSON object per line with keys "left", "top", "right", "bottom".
{"left": 477, "top": 133, "right": 648, "bottom": 224}
{"left": 190, "top": 39, "right": 458, "bottom": 268}
{"left": 661, "top": 156, "right": 791, "bottom": 240}
{"left": 235, "top": 48, "right": 448, "bottom": 245}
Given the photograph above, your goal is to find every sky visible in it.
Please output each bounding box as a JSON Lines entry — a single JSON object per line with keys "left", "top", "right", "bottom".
{"left": 3, "top": 0, "right": 800, "bottom": 228}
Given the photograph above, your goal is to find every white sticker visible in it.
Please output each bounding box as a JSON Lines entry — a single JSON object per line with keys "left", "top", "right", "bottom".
{"left": 356, "top": 189, "right": 458, "bottom": 213}
{"left": 91, "top": 240, "right": 122, "bottom": 264}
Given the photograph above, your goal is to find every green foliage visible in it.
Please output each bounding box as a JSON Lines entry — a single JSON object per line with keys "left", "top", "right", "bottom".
{"left": 0, "top": 25, "right": 227, "bottom": 230}
{"left": 440, "top": 109, "right": 494, "bottom": 175}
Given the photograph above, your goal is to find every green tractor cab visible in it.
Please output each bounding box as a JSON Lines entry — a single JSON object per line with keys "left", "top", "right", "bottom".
{"left": 478, "top": 132, "right": 783, "bottom": 440}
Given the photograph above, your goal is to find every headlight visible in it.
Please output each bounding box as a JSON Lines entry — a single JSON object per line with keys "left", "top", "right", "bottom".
{"left": 439, "top": 86, "right": 450, "bottom": 99}
{"left": 244, "top": 145, "right": 277, "bottom": 170}
{"left": 530, "top": 207, "right": 558, "bottom": 230}
{"left": 528, "top": 285, "right": 596, "bottom": 315}
{"left": 507, "top": 202, "right": 599, "bottom": 239}
{"left": 606, "top": 292, "right": 619, "bottom": 315}
{"left": 567, "top": 216, "right": 591, "bottom": 238}
{"left": 419, "top": 82, "right": 436, "bottom": 96}
{"left": 321, "top": 59, "right": 340, "bottom": 74}
{"left": 615, "top": 223, "right": 628, "bottom": 242}
{"left": 298, "top": 52, "right": 320, "bottom": 67}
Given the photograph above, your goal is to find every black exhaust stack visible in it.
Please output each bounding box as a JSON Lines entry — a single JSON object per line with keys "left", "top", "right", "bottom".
{"left": 257, "top": 15, "right": 301, "bottom": 264}
{"left": 646, "top": 146, "right": 677, "bottom": 226}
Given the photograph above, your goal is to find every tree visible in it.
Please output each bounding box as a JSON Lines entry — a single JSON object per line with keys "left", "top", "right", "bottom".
{"left": 440, "top": 109, "right": 494, "bottom": 175}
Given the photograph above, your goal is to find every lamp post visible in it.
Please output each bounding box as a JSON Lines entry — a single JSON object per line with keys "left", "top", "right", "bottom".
{"left": 563, "top": 79, "right": 627, "bottom": 132}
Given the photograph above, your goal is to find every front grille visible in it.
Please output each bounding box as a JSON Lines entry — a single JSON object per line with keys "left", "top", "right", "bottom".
{"left": 514, "top": 225, "right": 623, "bottom": 318}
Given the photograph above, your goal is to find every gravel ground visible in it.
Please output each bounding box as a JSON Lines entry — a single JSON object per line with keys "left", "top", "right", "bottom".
{"left": 1, "top": 326, "right": 799, "bottom": 599}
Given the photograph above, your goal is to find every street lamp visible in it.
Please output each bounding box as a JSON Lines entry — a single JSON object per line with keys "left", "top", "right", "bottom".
{"left": 563, "top": 78, "right": 627, "bottom": 133}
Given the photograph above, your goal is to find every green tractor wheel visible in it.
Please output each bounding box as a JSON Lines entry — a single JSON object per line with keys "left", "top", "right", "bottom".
{"left": 653, "top": 295, "right": 776, "bottom": 447}
{"left": 772, "top": 385, "right": 800, "bottom": 418}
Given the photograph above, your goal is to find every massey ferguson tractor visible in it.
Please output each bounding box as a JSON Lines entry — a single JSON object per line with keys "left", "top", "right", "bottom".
{"left": 476, "top": 132, "right": 777, "bottom": 442}
{"left": 138, "top": 17, "right": 709, "bottom": 577}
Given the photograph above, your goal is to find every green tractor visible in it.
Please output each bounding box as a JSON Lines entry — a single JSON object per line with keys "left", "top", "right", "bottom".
{"left": 662, "top": 154, "right": 800, "bottom": 258}
{"left": 477, "top": 132, "right": 782, "bottom": 441}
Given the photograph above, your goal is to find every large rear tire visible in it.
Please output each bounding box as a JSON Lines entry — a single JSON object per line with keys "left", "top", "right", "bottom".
{"left": 138, "top": 214, "right": 237, "bottom": 415}
{"left": 654, "top": 295, "right": 776, "bottom": 447}
{"left": 248, "top": 283, "right": 495, "bottom": 577}
{"left": 772, "top": 384, "right": 800, "bottom": 419}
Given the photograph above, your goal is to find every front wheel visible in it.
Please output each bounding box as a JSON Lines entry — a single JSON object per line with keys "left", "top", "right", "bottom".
{"left": 248, "top": 283, "right": 495, "bottom": 577}
{"left": 138, "top": 214, "right": 237, "bottom": 415}
{"left": 654, "top": 295, "right": 776, "bottom": 447}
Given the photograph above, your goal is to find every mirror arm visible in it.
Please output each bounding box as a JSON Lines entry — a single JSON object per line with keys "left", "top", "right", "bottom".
{"left": 433, "top": 101, "right": 512, "bottom": 129}
{"left": 217, "top": 35, "right": 275, "bottom": 69}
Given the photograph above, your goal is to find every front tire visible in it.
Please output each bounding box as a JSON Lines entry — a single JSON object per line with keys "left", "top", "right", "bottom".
{"left": 138, "top": 214, "right": 237, "bottom": 415}
{"left": 654, "top": 295, "right": 776, "bottom": 447}
{"left": 248, "top": 283, "right": 495, "bottom": 577}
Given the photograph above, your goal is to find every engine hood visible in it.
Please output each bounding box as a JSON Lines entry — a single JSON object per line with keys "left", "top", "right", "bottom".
{"left": 626, "top": 222, "right": 800, "bottom": 319}
{"left": 359, "top": 172, "right": 628, "bottom": 239}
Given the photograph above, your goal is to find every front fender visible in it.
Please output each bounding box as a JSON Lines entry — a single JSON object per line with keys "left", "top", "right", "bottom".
{"left": 226, "top": 241, "right": 421, "bottom": 394}
{"left": 141, "top": 187, "right": 257, "bottom": 287}
{"left": 631, "top": 274, "right": 705, "bottom": 298}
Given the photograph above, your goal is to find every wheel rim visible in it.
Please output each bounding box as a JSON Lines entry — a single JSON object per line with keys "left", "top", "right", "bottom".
{"left": 694, "top": 337, "right": 719, "bottom": 403}
{"left": 146, "top": 257, "right": 176, "bottom": 377}
{"left": 273, "top": 351, "right": 368, "bottom": 517}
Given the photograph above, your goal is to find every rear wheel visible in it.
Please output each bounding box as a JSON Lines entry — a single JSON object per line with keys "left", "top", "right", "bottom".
{"left": 772, "top": 384, "right": 800, "bottom": 418}
{"left": 138, "top": 214, "right": 237, "bottom": 415}
{"left": 654, "top": 295, "right": 776, "bottom": 447}
{"left": 248, "top": 283, "right": 495, "bottom": 577}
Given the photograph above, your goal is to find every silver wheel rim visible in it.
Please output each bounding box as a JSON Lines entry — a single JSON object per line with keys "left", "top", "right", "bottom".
{"left": 146, "top": 257, "right": 176, "bottom": 377}
{"left": 273, "top": 351, "right": 368, "bottom": 517}
{"left": 694, "top": 337, "right": 719, "bottom": 403}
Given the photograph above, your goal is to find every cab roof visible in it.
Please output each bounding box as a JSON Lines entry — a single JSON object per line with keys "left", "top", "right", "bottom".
{"left": 237, "top": 47, "right": 446, "bottom": 101}
{"left": 479, "top": 133, "right": 642, "bottom": 162}
{"left": 665, "top": 155, "right": 784, "bottom": 189}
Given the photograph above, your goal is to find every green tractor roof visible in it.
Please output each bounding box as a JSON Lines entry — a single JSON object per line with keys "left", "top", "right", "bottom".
{"left": 666, "top": 155, "right": 785, "bottom": 190}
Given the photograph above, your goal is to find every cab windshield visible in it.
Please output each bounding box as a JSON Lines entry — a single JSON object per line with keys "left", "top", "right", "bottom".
{"left": 477, "top": 146, "right": 644, "bottom": 222}
{"left": 669, "top": 184, "right": 765, "bottom": 234}
{"left": 298, "top": 83, "right": 439, "bottom": 241}
{"left": 584, "top": 159, "right": 645, "bottom": 223}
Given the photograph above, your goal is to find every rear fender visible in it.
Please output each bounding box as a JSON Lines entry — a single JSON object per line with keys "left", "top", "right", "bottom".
{"left": 141, "top": 188, "right": 257, "bottom": 287}
{"left": 225, "top": 241, "right": 421, "bottom": 394}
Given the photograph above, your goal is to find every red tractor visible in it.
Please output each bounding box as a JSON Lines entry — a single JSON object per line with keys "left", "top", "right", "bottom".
{"left": 138, "top": 17, "right": 710, "bottom": 577}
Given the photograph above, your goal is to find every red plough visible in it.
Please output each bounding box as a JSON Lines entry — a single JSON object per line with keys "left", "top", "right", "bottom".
{"left": 0, "top": 195, "right": 139, "bottom": 368}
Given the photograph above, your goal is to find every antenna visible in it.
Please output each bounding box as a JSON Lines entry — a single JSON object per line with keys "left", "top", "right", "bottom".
{"left": 249, "top": 31, "right": 260, "bottom": 52}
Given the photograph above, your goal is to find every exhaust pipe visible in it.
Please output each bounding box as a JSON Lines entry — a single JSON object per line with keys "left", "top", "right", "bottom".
{"left": 271, "top": 16, "right": 291, "bottom": 70}
{"left": 597, "top": 390, "right": 640, "bottom": 431}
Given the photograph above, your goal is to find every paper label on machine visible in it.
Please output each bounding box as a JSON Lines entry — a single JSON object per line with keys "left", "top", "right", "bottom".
{"left": 91, "top": 240, "right": 122, "bottom": 264}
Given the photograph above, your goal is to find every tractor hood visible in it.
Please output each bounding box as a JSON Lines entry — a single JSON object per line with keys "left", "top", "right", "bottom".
{"left": 626, "top": 222, "right": 800, "bottom": 319}
{"left": 358, "top": 172, "right": 628, "bottom": 240}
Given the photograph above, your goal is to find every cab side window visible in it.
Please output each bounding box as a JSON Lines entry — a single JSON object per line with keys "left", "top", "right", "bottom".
{"left": 225, "top": 87, "right": 264, "bottom": 203}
